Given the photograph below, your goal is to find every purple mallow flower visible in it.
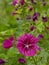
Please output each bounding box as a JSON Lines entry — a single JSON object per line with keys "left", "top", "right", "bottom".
{"left": 20, "top": 0, "right": 25, "bottom": 5}
{"left": 42, "top": 16, "right": 48, "bottom": 22}
{"left": 0, "top": 59, "right": 5, "bottom": 64}
{"left": 12, "top": 0, "right": 18, "bottom": 6}
{"left": 3, "top": 36, "right": 14, "bottom": 49}
{"left": 32, "top": 12, "right": 40, "bottom": 21}
{"left": 38, "top": 34, "right": 44, "bottom": 39}
{"left": 16, "top": 33, "right": 39, "bottom": 56}
{"left": 30, "top": 26, "right": 35, "bottom": 31}
{"left": 18, "top": 58, "right": 25, "bottom": 64}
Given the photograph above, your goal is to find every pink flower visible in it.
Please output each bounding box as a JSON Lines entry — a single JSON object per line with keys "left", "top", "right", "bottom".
{"left": 0, "top": 59, "right": 5, "bottom": 64}
{"left": 18, "top": 58, "right": 26, "bottom": 64}
{"left": 42, "top": 16, "right": 48, "bottom": 22}
{"left": 16, "top": 33, "right": 39, "bottom": 56}
{"left": 30, "top": 26, "right": 35, "bottom": 31}
{"left": 38, "top": 34, "right": 44, "bottom": 39}
{"left": 3, "top": 36, "right": 14, "bottom": 49}
{"left": 11, "top": 11, "right": 17, "bottom": 16}
{"left": 20, "top": 0, "right": 25, "bottom": 5}
{"left": 32, "top": 12, "right": 40, "bottom": 22}
{"left": 12, "top": 0, "right": 18, "bottom": 6}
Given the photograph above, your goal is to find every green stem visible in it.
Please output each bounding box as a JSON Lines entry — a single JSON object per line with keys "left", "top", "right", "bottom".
{"left": 32, "top": 57, "right": 37, "bottom": 65}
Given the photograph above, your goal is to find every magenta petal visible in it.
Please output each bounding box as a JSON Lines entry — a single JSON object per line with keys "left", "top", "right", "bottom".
{"left": 20, "top": 0, "right": 25, "bottom": 5}
{"left": 16, "top": 33, "right": 39, "bottom": 56}
{"left": 12, "top": 0, "right": 18, "bottom": 6}
{"left": 24, "top": 48, "right": 36, "bottom": 56}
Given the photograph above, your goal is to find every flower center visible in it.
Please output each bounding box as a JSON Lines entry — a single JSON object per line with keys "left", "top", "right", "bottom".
{"left": 25, "top": 44, "right": 32, "bottom": 48}
{"left": 25, "top": 45, "right": 29, "bottom": 48}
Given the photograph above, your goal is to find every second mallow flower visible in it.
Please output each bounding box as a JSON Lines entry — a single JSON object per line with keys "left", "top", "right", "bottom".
{"left": 16, "top": 33, "right": 39, "bottom": 56}
{"left": 2, "top": 36, "right": 14, "bottom": 49}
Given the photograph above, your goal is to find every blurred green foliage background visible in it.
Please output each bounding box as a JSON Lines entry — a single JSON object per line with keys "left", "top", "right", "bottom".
{"left": 0, "top": 0, "right": 49, "bottom": 65}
